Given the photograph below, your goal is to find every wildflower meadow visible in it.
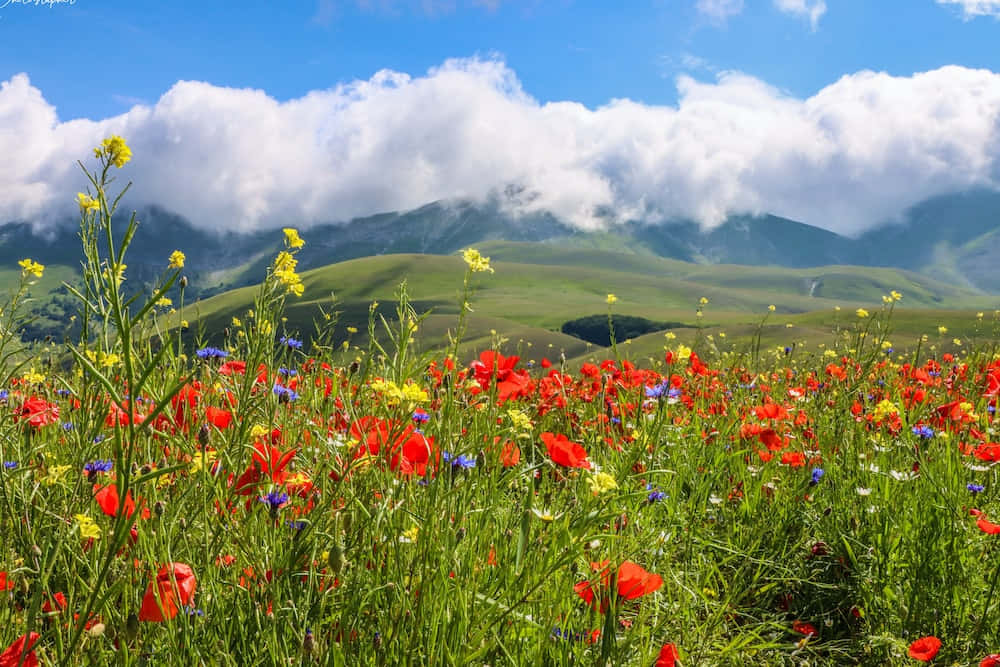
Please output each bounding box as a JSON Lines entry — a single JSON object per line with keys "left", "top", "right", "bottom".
{"left": 3, "top": 138, "right": 1000, "bottom": 666}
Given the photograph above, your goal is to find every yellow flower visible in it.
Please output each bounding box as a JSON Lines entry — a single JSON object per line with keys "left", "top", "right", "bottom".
{"left": 180, "top": 319, "right": 189, "bottom": 329}
{"left": 768, "top": 304, "right": 776, "bottom": 312}
{"left": 873, "top": 399, "right": 899, "bottom": 421}
{"left": 95, "top": 135, "right": 132, "bottom": 168}
{"left": 168, "top": 250, "right": 186, "bottom": 269}
{"left": 953, "top": 338, "right": 962, "bottom": 346}
{"left": 18, "top": 258, "right": 44, "bottom": 279}
{"left": 22, "top": 368, "right": 45, "bottom": 384}
{"left": 75, "top": 514, "right": 102, "bottom": 540}
{"left": 232, "top": 316, "right": 242, "bottom": 328}
{"left": 462, "top": 248, "right": 494, "bottom": 273}
{"left": 77, "top": 192, "right": 100, "bottom": 213}
{"left": 400, "top": 525, "right": 420, "bottom": 543}
{"left": 890, "top": 290, "right": 902, "bottom": 301}
{"left": 676, "top": 344, "right": 692, "bottom": 360}
{"left": 588, "top": 471, "right": 618, "bottom": 495}
{"left": 856, "top": 308, "right": 869, "bottom": 318}
{"left": 346, "top": 326, "right": 358, "bottom": 334}
{"left": 699, "top": 297, "right": 709, "bottom": 305}
{"left": 156, "top": 296, "right": 173, "bottom": 308}
{"left": 41, "top": 464, "right": 71, "bottom": 486}
{"left": 606, "top": 293, "right": 618, "bottom": 305}
{"left": 938, "top": 326, "right": 948, "bottom": 335}
{"left": 283, "top": 228, "right": 305, "bottom": 249}
{"left": 100, "top": 352, "right": 120, "bottom": 368}
{"left": 665, "top": 332, "right": 676, "bottom": 340}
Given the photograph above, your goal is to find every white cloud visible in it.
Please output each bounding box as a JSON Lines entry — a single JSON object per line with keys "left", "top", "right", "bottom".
{"left": 773, "top": 0, "right": 826, "bottom": 29}
{"left": 3, "top": 60, "right": 1000, "bottom": 237}
{"left": 937, "top": 0, "right": 1000, "bottom": 18}
{"left": 695, "top": 0, "right": 744, "bottom": 22}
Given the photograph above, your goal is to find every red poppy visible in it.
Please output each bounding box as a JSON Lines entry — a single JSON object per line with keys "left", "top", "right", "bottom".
{"left": 792, "top": 620, "right": 818, "bottom": 637}
{"left": 978, "top": 518, "right": 1000, "bottom": 535}
{"left": 19, "top": 397, "right": 59, "bottom": 429}
{"left": 139, "top": 562, "right": 197, "bottom": 622}
{"left": 42, "top": 591, "right": 67, "bottom": 614}
{"left": 94, "top": 484, "right": 136, "bottom": 518}
{"left": 204, "top": 406, "right": 233, "bottom": 429}
{"left": 499, "top": 441, "right": 521, "bottom": 467}
{"left": 0, "top": 571, "right": 13, "bottom": 591}
{"left": 0, "top": 633, "right": 40, "bottom": 667}
{"left": 981, "top": 654, "right": 1000, "bottom": 667}
{"left": 656, "top": 643, "right": 679, "bottom": 667}
{"left": 541, "top": 432, "right": 591, "bottom": 469}
{"left": 616, "top": 560, "right": 663, "bottom": 600}
{"left": 908, "top": 636, "right": 942, "bottom": 662}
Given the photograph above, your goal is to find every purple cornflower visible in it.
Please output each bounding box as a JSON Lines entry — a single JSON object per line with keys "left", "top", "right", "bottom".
{"left": 442, "top": 452, "right": 476, "bottom": 469}
{"left": 84, "top": 459, "right": 114, "bottom": 473}
{"left": 810, "top": 468, "right": 824, "bottom": 486}
{"left": 279, "top": 336, "right": 303, "bottom": 350}
{"left": 968, "top": 483, "right": 985, "bottom": 495}
{"left": 259, "top": 490, "right": 289, "bottom": 510}
{"left": 195, "top": 347, "right": 228, "bottom": 360}
{"left": 3, "top": 462, "right": 17, "bottom": 470}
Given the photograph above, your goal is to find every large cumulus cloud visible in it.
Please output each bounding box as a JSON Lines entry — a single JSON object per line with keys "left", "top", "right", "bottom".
{"left": 2, "top": 58, "right": 1000, "bottom": 236}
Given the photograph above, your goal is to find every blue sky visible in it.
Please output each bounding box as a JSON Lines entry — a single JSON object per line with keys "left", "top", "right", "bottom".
{"left": 3, "top": 0, "right": 998, "bottom": 120}
{"left": 3, "top": 0, "right": 1000, "bottom": 235}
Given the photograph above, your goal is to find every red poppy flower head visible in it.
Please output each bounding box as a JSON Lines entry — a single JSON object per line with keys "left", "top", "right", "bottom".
{"left": 908, "top": 636, "right": 942, "bottom": 662}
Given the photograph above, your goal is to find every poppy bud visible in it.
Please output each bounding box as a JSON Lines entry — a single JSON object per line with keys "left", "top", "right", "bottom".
{"left": 179, "top": 276, "right": 188, "bottom": 289}
{"left": 154, "top": 501, "right": 166, "bottom": 517}
{"left": 302, "top": 628, "right": 315, "bottom": 654}
{"left": 197, "top": 424, "right": 210, "bottom": 448}
{"left": 124, "top": 612, "right": 139, "bottom": 642}
{"left": 349, "top": 361, "right": 360, "bottom": 374}
{"left": 140, "top": 464, "right": 152, "bottom": 475}
{"left": 327, "top": 544, "right": 346, "bottom": 574}
{"left": 476, "top": 450, "right": 486, "bottom": 469}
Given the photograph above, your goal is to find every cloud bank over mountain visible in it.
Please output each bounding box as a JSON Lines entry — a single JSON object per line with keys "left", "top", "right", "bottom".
{"left": 2, "top": 58, "right": 1000, "bottom": 236}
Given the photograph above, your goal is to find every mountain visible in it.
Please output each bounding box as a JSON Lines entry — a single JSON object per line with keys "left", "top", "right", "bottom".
{"left": 2, "top": 190, "right": 999, "bottom": 341}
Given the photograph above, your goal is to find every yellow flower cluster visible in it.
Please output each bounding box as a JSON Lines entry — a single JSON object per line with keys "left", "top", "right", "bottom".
{"left": 588, "top": 471, "right": 618, "bottom": 495}
{"left": 273, "top": 251, "right": 304, "bottom": 297}
{"left": 168, "top": 250, "right": 186, "bottom": 269}
{"left": 94, "top": 135, "right": 132, "bottom": 168}
{"left": 18, "top": 258, "right": 44, "bottom": 279}
{"left": 77, "top": 192, "right": 100, "bottom": 213}
{"left": 606, "top": 293, "right": 618, "bottom": 305}
{"left": 462, "top": 248, "right": 494, "bottom": 273}
{"left": 370, "top": 379, "right": 429, "bottom": 405}
{"left": 856, "top": 308, "right": 869, "bottom": 318}
{"left": 873, "top": 399, "right": 899, "bottom": 421}
{"left": 75, "top": 514, "right": 102, "bottom": 540}
{"left": 283, "top": 228, "right": 305, "bottom": 249}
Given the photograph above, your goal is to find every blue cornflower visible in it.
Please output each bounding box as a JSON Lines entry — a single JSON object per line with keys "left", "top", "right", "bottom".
{"left": 645, "top": 382, "right": 669, "bottom": 399}
{"left": 277, "top": 367, "right": 297, "bottom": 377}
{"left": 56, "top": 388, "right": 72, "bottom": 397}
{"left": 442, "top": 452, "right": 476, "bottom": 469}
{"left": 968, "top": 483, "right": 985, "bottom": 494}
{"left": 84, "top": 459, "right": 113, "bottom": 473}
{"left": 3, "top": 462, "right": 17, "bottom": 470}
{"left": 810, "top": 467, "right": 824, "bottom": 486}
{"left": 195, "top": 347, "right": 229, "bottom": 360}
{"left": 646, "top": 483, "right": 666, "bottom": 503}
{"left": 279, "top": 336, "right": 303, "bottom": 350}
{"left": 93, "top": 434, "right": 105, "bottom": 444}
{"left": 185, "top": 607, "right": 205, "bottom": 617}
{"left": 259, "top": 490, "right": 289, "bottom": 509}
{"left": 989, "top": 406, "right": 996, "bottom": 415}
{"left": 412, "top": 410, "right": 430, "bottom": 423}
{"left": 272, "top": 385, "right": 299, "bottom": 402}
{"left": 62, "top": 422, "right": 74, "bottom": 431}
{"left": 0, "top": 390, "right": 8, "bottom": 401}
{"left": 912, "top": 425, "right": 935, "bottom": 439}
{"left": 287, "top": 520, "right": 308, "bottom": 531}
{"left": 784, "top": 346, "right": 792, "bottom": 355}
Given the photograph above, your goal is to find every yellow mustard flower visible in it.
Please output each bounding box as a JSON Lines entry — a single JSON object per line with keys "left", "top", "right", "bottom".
{"left": 18, "top": 258, "right": 44, "bottom": 279}
{"left": 77, "top": 192, "right": 100, "bottom": 213}
{"left": 75, "top": 514, "right": 101, "bottom": 540}
{"left": 606, "top": 293, "right": 618, "bottom": 305}
{"left": 95, "top": 135, "right": 132, "bottom": 168}
{"left": 588, "top": 471, "right": 618, "bottom": 495}
{"left": 168, "top": 250, "right": 186, "bottom": 269}
{"left": 856, "top": 308, "right": 869, "bottom": 318}
{"left": 462, "top": 248, "right": 494, "bottom": 273}
{"left": 283, "top": 228, "right": 305, "bottom": 249}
